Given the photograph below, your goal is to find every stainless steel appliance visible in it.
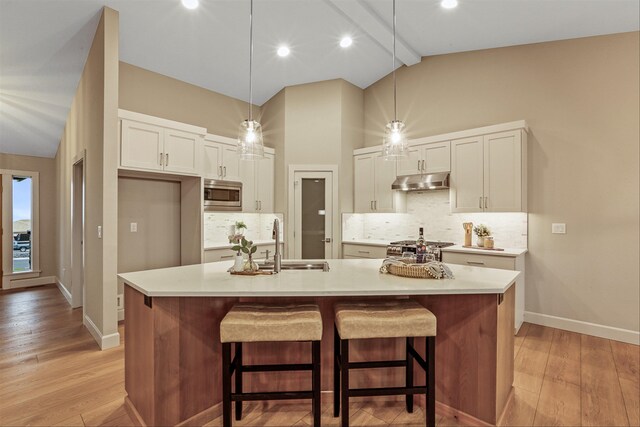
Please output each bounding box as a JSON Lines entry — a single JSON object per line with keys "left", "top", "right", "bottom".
{"left": 386, "top": 240, "right": 454, "bottom": 262}
{"left": 203, "top": 180, "right": 242, "bottom": 212}
{"left": 391, "top": 172, "right": 450, "bottom": 191}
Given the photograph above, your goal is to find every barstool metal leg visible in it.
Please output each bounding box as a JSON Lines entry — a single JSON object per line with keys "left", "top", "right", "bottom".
{"left": 406, "top": 337, "right": 414, "bottom": 413}
{"left": 426, "top": 336, "right": 436, "bottom": 427}
{"left": 235, "top": 342, "right": 243, "bottom": 421}
{"left": 222, "top": 342, "right": 232, "bottom": 427}
{"left": 312, "top": 340, "right": 321, "bottom": 426}
{"left": 333, "top": 324, "right": 340, "bottom": 417}
{"left": 340, "top": 338, "right": 349, "bottom": 427}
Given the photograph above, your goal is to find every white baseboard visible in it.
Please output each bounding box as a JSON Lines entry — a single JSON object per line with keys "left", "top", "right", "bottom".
{"left": 524, "top": 311, "right": 640, "bottom": 345}
{"left": 83, "top": 314, "right": 121, "bottom": 350}
{"left": 56, "top": 278, "right": 73, "bottom": 306}
{"left": 4, "top": 274, "right": 55, "bottom": 290}
{"left": 118, "top": 309, "right": 124, "bottom": 322}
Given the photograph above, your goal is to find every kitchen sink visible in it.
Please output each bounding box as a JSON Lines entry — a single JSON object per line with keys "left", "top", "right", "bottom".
{"left": 258, "top": 261, "right": 330, "bottom": 272}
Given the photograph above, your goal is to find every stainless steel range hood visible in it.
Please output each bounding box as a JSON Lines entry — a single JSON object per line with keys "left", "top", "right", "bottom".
{"left": 391, "top": 172, "right": 450, "bottom": 191}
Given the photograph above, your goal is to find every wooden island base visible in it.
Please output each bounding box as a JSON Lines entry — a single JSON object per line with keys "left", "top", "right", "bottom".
{"left": 124, "top": 285, "right": 514, "bottom": 426}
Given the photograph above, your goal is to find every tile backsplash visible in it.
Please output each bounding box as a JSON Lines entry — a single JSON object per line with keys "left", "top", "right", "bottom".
{"left": 204, "top": 212, "right": 284, "bottom": 247}
{"left": 343, "top": 190, "right": 527, "bottom": 248}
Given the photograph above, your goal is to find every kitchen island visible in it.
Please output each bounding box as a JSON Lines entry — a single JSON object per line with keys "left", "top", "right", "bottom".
{"left": 120, "top": 259, "right": 519, "bottom": 426}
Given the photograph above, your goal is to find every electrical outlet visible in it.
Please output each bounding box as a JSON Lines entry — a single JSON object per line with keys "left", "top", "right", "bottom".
{"left": 117, "top": 294, "right": 124, "bottom": 310}
{"left": 130, "top": 222, "right": 137, "bottom": 232}
{"left": 552, "top": 223, "right": 566, "bottom": 234}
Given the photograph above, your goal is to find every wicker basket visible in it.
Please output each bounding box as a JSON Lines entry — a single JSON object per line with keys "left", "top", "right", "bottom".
{"left": 386, "top": 263, "right": 436, "bottom": 279}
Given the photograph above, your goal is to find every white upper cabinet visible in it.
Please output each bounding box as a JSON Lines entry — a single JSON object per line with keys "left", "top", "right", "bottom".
{"left": 119, "top": 110, "right": 205, "bottom": 176}
{"left": 451, "top": 129, "right": 527, "bottom": 213}
{"left": 397, "top": 141, "right": 451, "bottom": 176}
{"left": 240, "top": 151, "right": 275, "bottom": 213}
{"left": 203, "top": 135, "right": 242, "bottom": 182}
{"left": 354, "top": 149, "right": 406, "bottom": 213}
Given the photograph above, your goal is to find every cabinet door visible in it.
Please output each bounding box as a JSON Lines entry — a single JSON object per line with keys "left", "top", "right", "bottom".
{"left": 203, "top": 142, "right": 222, "bottom": 179}
{"left": 256, "top": 153, "right": 275, "bottom": 212}
{"left": 451, "top": 136, "right": 484, "bottom": 212}
{"left": 120, "top": 120, "right": 164, "bottom": 171}
{"left": 422, "top": 141, "right": 451, "bottom": 173}
{"left": 354, "top": 154, "right": 375, "bottom": 213}
{"left": 374, "top": 154, "right": 398, "bottom": 212}
{"left": 221, "top": 145, "right": 242, "bottom": 182}
{"left": 484, "top": 131, "right": 522, "bottom": 212}
{"left": 164, "top": 129, "right": 200, "bottom": 175}
{"left": 396, "top": 146, "right": 422, "bottom": 176}
{"left": 240, "top": 160, "right": 257, "bottom": 212}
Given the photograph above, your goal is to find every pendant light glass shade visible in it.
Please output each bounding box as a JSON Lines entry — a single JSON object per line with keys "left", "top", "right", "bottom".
{"left": 382, "top": 0, "right": 408, "bottom": 160}
{"left": 237, "top": 0, "right": 264, "bottom": 160}
{"left": 238, "top": 119, "right": 264, "bottom": 159}
{"left": 382, "top": 120, "right": 407, "bottom": 159}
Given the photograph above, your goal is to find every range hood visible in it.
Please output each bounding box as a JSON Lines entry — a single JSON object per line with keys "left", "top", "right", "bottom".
{"left": 391, "top": 172, "right": 450, "bottom": 191}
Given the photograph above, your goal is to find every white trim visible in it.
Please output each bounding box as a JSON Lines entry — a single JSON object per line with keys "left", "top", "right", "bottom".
{"left": 118, "top": 309, "right": 125, "bottom": 322}
{"left": 524, "top": 311, "right": 640, "bottom": 345}
{"left": 83, "top": 314, "right": 121, "bottom": 350}
{"left": 118, "top": 109, "right": 207, "bottom": 135}
{"left": 287, "top": 165, "right": 340, "bottom": 259}
{"left": 353, "top": 120, "right": 529, "bottom": 155}
{"left": 56, "top": 278, "right": 73, "bottom": 306}
{"left": 3, "top": 274, "right": 54, "bottom": 290}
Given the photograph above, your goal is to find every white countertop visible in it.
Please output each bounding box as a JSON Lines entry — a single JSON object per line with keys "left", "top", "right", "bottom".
{"left": 119, "top": 259, "right": 520, "bottom": 298}
{"left": 205, "top": 240, "right": 283, "bottom": 250}
{"left": 442, "top": 245, "right": 528, "bottom": 257}
{"left": 342, "top": 239, "right": 390, "bottom": 247}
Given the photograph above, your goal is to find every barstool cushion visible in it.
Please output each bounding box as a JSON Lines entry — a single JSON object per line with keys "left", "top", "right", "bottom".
{"left": 220, "top": 303, "right": 323, "bottom": 343}
{"left": 334, "top": 300, "right": 436, "bottom": 339}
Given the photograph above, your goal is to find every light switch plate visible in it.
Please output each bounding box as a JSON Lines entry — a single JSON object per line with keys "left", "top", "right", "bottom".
{"left": 97, "top": 225, "right": 102, "bottom": 239}
{"left": 552, "top": 223, "right": 566, "bottom": 234}
{"left": 130, "top": 222, "right": 137, "bottom": 232}
{"left": 116, "top": 294, "right": 124, "bottom": 310}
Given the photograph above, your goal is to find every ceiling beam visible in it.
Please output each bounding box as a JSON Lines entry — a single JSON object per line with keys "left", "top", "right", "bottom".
{"left": 325, "top": 0, "right": 422, "bottom": 67}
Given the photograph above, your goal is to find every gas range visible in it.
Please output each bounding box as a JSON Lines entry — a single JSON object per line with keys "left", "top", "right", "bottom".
{"left": 386, "top": 240, "right": 455, "bottom": 261}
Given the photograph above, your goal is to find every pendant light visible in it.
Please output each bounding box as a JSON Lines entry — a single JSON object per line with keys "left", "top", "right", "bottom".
{"left": 382, "top": 0, "right": 408, "bottom": 160}
{"left": 237, "top": 0, "right": 264, "bottom": 160}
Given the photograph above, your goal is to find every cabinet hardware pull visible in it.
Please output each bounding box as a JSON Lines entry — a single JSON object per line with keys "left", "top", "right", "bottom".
{"left": 417, "top": 160, "right": 421, "bottom": 172}
{"left": 479, "top": 197, "right": 483, "bottom": 209}
{"left": 374, "top": 200, "right": 377, "bottom": 210}
{"left": 258, "top": 200, "right": 262, "bottom": 211}
{"left": 220, "top": 255, "right": 234, "bottom": 259}
{"left": 219, "top": 166, "right": 223, "bottom": 177}
{"left": 422, "top": 160, "right": 425, "bottom": 171}
{"left": 255, "top": 200, "right": 258, "bottom": 210}
{"left": 467, "top": 261, "right": 485, "bottom": 266}
{"left": 160, "top": 153, "right": 164, "bottom": 166}
{"left": 484, "top": 197, "right": 488, "bottom": 209}
{"left": 223, "top": 166, "right": 226, "bottom": 177}
{"left": 370, "top": 201, "right": 374, "bottom": 211}
{"left": 165, "top": 153, "right": 169, "bottom": 167}
{"left": 357, "top": 250, "right": 370, "bottom": 254}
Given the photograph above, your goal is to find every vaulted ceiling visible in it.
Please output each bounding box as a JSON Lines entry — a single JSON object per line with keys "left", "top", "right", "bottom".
{"left": 1, "top": 0, "right": 638, "bottom": 158}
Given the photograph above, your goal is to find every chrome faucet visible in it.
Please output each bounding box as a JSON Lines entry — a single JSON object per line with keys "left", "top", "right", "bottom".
{"left": 272, "top": 219, "right": 282, "bottom": 273}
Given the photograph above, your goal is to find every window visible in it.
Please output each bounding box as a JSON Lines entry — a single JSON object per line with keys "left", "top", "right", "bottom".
{"left": 12, "top": 176, "right": 32, "bottom": 272}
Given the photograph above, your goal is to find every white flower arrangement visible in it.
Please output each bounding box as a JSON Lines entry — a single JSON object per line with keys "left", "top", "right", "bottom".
{"left": 473, "top": 224, "right": 491, "bottom": 237}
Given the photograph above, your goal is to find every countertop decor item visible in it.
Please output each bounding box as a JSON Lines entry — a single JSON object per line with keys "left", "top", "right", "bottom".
{"left": 484, "top": 236, "right": 495, "bottom": 249}
{"left": 231, "top": 237, "right": 259, "bottom": 272}
{"left": 473, "top": 224, "right": 491, "bottom": 247}
{"left": 229, "top": 221, "right": 247, "bottom": 244}
{"left": 462, "top": 245, "right": 505, "bottom": 252}
{"left": 463, "top": 222, "right": 473, "bottom": 247}
{"left": 380, "top": 258, "right": 454, "bottom": 279}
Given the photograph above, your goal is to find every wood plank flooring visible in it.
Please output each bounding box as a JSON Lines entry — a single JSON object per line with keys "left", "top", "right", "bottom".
{"left": 0, "top": 285, "right": 637, "bottom": 426}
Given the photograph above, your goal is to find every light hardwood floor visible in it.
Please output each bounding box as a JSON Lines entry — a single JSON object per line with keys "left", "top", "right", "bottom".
{"left": 0, "top": 285, "right": 637, "bottom": 426}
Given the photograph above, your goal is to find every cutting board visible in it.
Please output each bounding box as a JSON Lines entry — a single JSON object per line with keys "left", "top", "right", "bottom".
{"left": 230, "top": 270, "right": 274, "bottom": 276}
{"left": 462, "top": 245, "right": 505, "bottom": 252}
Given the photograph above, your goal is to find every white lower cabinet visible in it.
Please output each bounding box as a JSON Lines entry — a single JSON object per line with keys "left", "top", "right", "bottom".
{"left": 442, "top": 250, "right": 525, "bottom": 332}
{"left": 342, "top": 243, "right": 387, "bottom": 259}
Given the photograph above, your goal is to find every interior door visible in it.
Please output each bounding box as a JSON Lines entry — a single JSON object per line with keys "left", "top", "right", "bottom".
{"left": 293, "top": 171, "right": 333, "bottom": 259}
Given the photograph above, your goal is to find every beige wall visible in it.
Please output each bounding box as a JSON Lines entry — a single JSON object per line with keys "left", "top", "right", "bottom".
{"left": 364, "top": 32, "right": 640, "bottom": 332}
{"left": 260, "top": 88, "right": 286, "bottom": 212}
{"left": 0, "top": 154, "right": 56, "bottom": 277}
{"left": 119, "top": 62, "right": 257, "bottom": 140}
{"left": 55, "top": 7, "right": 120, "bottom": 347}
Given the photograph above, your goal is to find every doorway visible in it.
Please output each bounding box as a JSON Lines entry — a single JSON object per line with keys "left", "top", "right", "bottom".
{"left": 289, "top": 166, "right": 339, "bottom": 259}
{"left": 71, "top": 159, "right": 85, "bottom": 309}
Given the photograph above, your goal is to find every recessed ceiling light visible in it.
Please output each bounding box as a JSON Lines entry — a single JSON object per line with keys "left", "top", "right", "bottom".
{"left": 440, "top": 0, "right": 458, "bottom": 9}
{"left": 277, "top": 46, "right": 290, "bottom": 57}
{"left": 340, "top": 36, "right": 353, "bottom": 48}
{"left": 181, "top": 0, "right": 199, "bottom": 10}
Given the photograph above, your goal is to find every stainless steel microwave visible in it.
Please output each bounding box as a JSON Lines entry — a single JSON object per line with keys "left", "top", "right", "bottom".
{"left": 203, "top": 180, "right": 242, "bottom": 212}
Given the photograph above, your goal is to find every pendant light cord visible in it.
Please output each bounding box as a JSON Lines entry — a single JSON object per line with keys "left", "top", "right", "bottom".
{"left": 392, "top": 0, "right": 397, "bottom": 122}
{"left": 249, "top": 0, "right": 254, "bottom": 122}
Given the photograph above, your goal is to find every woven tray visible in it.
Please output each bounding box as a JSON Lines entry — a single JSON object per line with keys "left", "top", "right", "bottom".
{"left": 386, "top": 263, "right": 436, "bottom": 279}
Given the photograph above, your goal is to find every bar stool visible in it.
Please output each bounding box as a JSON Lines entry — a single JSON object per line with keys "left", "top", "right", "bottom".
{"left": 333, "top": 300, "right": 437, "bottom": 427}
{"left": 220, "top": 303, "right": 323, "bottom": 427}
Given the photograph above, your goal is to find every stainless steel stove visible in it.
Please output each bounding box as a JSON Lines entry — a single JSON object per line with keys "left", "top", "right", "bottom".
{"left": 386, "top": 240, "right": 455, "bottom": 261}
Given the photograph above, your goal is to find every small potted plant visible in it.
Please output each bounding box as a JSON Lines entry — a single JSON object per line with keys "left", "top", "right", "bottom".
{"left": 473, "top": 224, "right": 491, "bottom": 247}
{"left": 228, "top": 221, "right": 247, "bottom": 244}
{"left": 232, "top": 237, "right": 258, "bottom": 272}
